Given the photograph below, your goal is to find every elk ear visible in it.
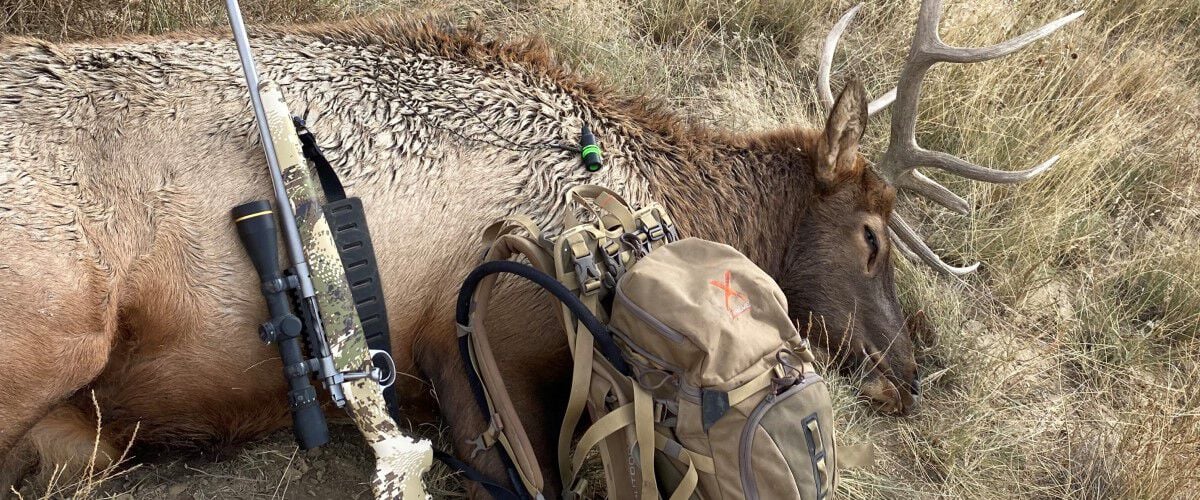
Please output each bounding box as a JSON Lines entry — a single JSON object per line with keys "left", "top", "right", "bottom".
{"left": 816, "top": 79, "right": 869, "bottom": 189}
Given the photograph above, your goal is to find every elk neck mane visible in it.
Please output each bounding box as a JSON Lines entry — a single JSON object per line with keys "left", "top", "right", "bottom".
{"left": 278, "top": 16, "right": 822, "bottom": 273}
{"left": 1, "top": 15, "right": 823, "bottom": 277}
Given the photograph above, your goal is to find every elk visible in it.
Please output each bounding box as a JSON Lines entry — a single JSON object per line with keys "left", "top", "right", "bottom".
{"left": 0, "top": 0, "right": 1078, "bottom": 495}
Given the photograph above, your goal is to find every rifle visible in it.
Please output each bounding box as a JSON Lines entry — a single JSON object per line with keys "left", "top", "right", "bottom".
{"left": 223, "top": 0, "right": 433, "bottom": 497}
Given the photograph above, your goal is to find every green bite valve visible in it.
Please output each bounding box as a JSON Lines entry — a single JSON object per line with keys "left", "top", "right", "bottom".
{"left": 580, "top": 123, "right": 603, "bottom": 172}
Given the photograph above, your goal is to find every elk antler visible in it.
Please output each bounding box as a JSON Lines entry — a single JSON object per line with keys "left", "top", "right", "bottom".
{"left": 818, "top": 3, "right": 898, "bottom": 116}
{"left": 819, "top": 1, "right": 1084, "bottom": 275}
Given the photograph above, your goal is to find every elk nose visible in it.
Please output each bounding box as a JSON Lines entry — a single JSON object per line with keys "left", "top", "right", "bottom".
{"left": 906, "top": 393, "right": 923, "bottom": 415}
{"left": 900, "top": 370, "right": 922, "bottom": 415}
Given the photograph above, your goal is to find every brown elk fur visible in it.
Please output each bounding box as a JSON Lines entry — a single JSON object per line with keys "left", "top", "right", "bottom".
{"left": 0, "top": 17, "right": 914, "bottom": 496}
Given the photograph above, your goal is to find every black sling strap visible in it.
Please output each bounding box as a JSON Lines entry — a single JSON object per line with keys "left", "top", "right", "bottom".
{"left": 293, "top": 118, "right": 524, "bottom": 499}
{"left": 293, "top": 117, "right": 399, "bottom": 419}
{"left": 293, "top": 117, "right": 346, "bottom": 202}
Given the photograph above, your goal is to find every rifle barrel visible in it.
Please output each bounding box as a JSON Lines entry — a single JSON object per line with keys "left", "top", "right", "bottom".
{"left": 224, "top": 0, "right": 315, "bottom": 299}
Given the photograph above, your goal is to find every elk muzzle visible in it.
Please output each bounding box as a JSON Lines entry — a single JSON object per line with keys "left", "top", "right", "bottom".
{"left": 856, "top": 345, "right": 920, "bottom": 415}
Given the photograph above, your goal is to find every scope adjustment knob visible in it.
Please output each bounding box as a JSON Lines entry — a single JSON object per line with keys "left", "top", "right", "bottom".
{"left": 259, "top": 321, "right": 278, "bottom": 343}
{"left": 277, "top": 314, "right": 303, "bottom": 339}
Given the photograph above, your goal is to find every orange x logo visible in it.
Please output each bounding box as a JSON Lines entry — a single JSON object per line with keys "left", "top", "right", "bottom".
{"left": 710, "top": 270, "right": 751, "bottom": 318}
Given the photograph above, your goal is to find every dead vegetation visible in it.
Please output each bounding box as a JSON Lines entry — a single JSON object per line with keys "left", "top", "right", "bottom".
{"left": 9, "top": 394, "right": 140, "bottom": 500}
{"left": 3, "top": 0, "right": 1198, "bottom": 498}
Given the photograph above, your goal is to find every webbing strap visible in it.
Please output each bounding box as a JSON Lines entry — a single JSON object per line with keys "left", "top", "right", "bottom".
{"left": 633, "top": 385, "right": 660, "bottom": 499}
{"left": 651, "top": 432, "right": 706, "bottom": 500}
{"left": 466, "top": 280, "right": 544, "bottom": 494}
{"left": 481, "top": 215, "right": 545, "bottom": 249}
{"left": 569, "top": 405, "right": 635, "bottom": 478}
{"left": 563, "top": 185, "right": 636, "bottom": 232}
{"left": 668, "top": 459, "right": 698, "bottom": 500}
{"left": 727, "top": 367, "right": 777, "bottom": 406}
{"left": 653, "top": 433, "right": 715, "bottom": 474}
{"left": 557, "top": 328, "right": 594, "bottom": 488}
{"left": 464, "top": 338, "right": 542, "bottom": 495}
{"left": 456, "top": 332, "right": 530, "bottom": 499}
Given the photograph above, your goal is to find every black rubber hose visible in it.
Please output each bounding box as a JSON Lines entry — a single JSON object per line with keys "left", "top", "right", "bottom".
{"left": 455, "top": 260, "right": 632, "bottom": 381}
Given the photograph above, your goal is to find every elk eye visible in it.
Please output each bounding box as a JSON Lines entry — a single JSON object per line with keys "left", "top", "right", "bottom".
{"left": 864, "top": 225, "right": 879, "bottom": 266}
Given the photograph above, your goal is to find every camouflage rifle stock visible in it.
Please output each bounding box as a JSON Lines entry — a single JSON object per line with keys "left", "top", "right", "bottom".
{"left": 224, "top": 0, "right": 433, "bottom": 497}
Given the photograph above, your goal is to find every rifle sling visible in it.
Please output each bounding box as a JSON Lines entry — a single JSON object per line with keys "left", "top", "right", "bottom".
{"left": 293, "top": 119, "right": 400, "bottom": 421}
{"left": 294, "top": 119, "right": 528, "bottom": 498}
{"left": 293, "top": 118, "right": 346, "bottom": 202}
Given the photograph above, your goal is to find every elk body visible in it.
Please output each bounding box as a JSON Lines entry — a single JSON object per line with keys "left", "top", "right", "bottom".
{"left": 0, "top": 1, "right": 1077, "bottom": 494}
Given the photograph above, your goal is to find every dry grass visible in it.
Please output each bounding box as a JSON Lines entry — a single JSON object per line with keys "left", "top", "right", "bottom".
{"left": 10, "top": 393, "right": 140, "bottom": 500}
{"left": 4, "top": 0, "right": 1198, "bottom": 498}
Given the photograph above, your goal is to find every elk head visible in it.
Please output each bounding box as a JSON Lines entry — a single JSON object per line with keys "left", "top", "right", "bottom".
{"left": 782, "top": 0, "right": 1082, "bottom": 414}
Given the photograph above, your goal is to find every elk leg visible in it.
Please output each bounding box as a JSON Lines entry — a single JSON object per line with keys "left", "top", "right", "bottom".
{"left": 0, "top": 403, "right": 119, "bottom": 494}
{"left": 0, "top": 314, "right": 112, "bottom": 451}
{"left": 0, "top": 439, "right": 34, "bottom": 498}
{"left": 0, "top": 236, "right": 115, "bottom": 471}
{"left": 0, "top": 318, "right": 114, "bottom": 492}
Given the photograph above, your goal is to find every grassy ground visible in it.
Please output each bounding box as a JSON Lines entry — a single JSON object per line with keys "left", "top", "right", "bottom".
{"left": 4, "top": 0, "right": 1198, "bottom": 498}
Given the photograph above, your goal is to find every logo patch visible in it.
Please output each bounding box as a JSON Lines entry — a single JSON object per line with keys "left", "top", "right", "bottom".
{"left": 710, "top": 270, "right": 752, "bottom": 319}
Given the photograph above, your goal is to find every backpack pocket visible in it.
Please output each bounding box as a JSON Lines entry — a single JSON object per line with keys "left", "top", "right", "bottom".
{"left": 740, "top": 373, "right": 836, "bottom": 500}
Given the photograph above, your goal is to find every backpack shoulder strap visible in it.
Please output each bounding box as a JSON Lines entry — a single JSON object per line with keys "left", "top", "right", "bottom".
{"left": 459, "top": 185, "right": 680, "bottom": 499}
{"left": 482, "top": 215, "right": 549, "bottom": 254}
{"left": 562, "top": 184, "right": 636, "bottom": 232}
{"left": 456, "top": 226, "right": 556, "bottom": 497}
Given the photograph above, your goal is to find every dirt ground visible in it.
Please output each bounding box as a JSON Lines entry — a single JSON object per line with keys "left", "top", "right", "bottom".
{"left": 101, "top": 426, "right": 377, "bottom": 500}
{"left": 14, "top": 423, "right": 466, "bottom": 499}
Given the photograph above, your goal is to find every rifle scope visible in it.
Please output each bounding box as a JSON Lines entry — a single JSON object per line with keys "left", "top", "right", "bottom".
{"left": 232, "top": 200, "right": 330, "bottom": 450}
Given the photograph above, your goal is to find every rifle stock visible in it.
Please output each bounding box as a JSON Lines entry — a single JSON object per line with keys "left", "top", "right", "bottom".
{"left": 224, "top": 0, "right": 433, "bottom": 497}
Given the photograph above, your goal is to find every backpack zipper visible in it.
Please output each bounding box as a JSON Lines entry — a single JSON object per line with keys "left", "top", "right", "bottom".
{"left": 611, "top": 328, "right": 684, "bottom": 374}
{"left": 740, "top": 374, "right": 824, "bottom": 500}
{"left": 615, "top": 284, "right": 686, "bottom": 343}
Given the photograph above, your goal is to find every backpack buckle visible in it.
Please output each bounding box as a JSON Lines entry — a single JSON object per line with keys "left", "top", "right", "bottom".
{"left": 599, "top": 239, "right": 626, "bottom": 286}
{"left": 621, "top": 232, "right": 651, "bottom": 258}
{"left": 644, "top": 223, "right": 666, "bottom": 242}
{"left": 564, "top": 478, "right": 589, "bottom": 500}
{"left": 627, "top": 228, "right": 655, "bottom": 255}
{"left": 664, "top": 222, "right": 680, "bottom": 242}
{"left": 467, "top": 414, "right": 504, "bottom": 459}
{"left": 573, "top": 254, "right": 603, "bottom": 295}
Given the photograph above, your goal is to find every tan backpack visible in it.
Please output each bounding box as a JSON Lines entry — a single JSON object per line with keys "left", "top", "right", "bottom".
{"left": 454, "top": 185, "right": 853, "bottom": 499}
